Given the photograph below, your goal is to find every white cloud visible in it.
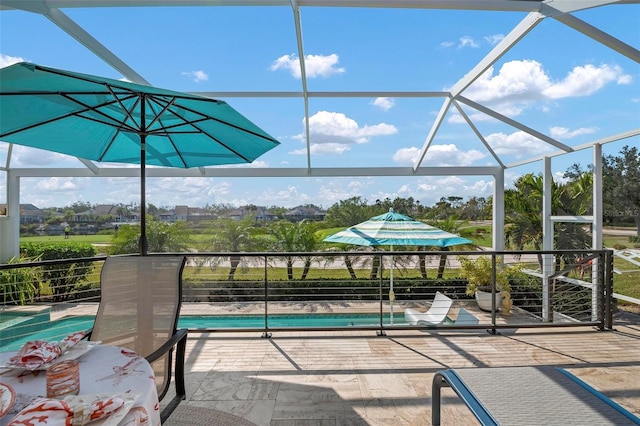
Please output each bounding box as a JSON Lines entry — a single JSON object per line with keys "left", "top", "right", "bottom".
{"left": 484, "top": 34, "right": 504, "bottom": 45}
{"left": 554, "top": 171, "right": 570, "bottom": 185}
{"left": 214, "top": 160, "right": 270, "bottom": 169}
{"left": 252, "top": 186, "right": 311, "bottom": 206}
{"left": 144, "top": 177, "right": 232, "bottom": 206}
{"left": 290, "top": 143, "right": 351, "bottom": 156}
{"left": 316, "top": 179, "right": 375, "bottom": 205}
{"left": 542, "top": 64, "right": 630, "bottom": 99}
{"left": 458, "top": 36, "right": 479, "bottom": 49}
{"left": 439, "top": 41, "right": 455, "bottom": 48}
{"left": 393, "top": 144, "right": 486, "bottom": 166}
{"left": 462, "top": 60, "right": 550, "bottom": 103}
{"left": 291, "top": 111, "right": 397, "bottom": 155}
{"left": 181, "top": 70, "right": 209, "bottom": 83}
{"left": 393, "top": 147, "right": 420, "bottom": 165}
{"left": 618, "top": 74, "right": 633, "bottom": 85}
{"left": 0, "top": 53, "right": 25, "bottom": 68}
{"left": 371, "top": 97, "right": 395, "bottom": 111}
{"left": 35, "top": 177, "right": 83, "bottom": 192}
{"left": 464, "top": 60, "right": 631, "bottom": 104}
{"left": 486, "top": 131, "right": 554, "bottom": 158}
{"left": 549, "top": 126, "right": 597, "bottom": 139}
{"left": 10, "top": 146, "right": 77, "bottom": 167}
{"left": 411, "top": 176, "right": 494, "bottom": 205}
{"left": 449, "top": 60, "right": 632, "bottom": 122}
{"left": 270, "top": 53, "right": 345, "bottom": 79}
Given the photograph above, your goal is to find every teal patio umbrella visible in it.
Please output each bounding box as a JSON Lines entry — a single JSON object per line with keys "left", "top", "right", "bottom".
{"left": 0, "top": 62, "right": 280, "bottom": 255}
{"left": 323, "top": 209, "right": 472, "bottom": 323}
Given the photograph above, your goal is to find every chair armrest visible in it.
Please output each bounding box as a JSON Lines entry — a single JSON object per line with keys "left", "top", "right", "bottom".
{"left": 146, "top": 328, "right": 188, "bottom": 364}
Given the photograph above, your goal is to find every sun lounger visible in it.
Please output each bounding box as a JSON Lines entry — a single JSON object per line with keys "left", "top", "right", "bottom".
{"left": 404, "top": 291, "right": 453, "bottom": 325}
{"left": 432, "top": 366, "right": 640, "bottom": 425}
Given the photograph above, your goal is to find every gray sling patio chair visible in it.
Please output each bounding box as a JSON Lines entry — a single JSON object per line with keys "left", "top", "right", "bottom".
{"left": 88, "top": 255, "right": 188, "bottom": 423}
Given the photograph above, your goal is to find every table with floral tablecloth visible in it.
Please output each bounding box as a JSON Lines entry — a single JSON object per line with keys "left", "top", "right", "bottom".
{"left": 0, "top": 343, "right": 161, "bottom": 426}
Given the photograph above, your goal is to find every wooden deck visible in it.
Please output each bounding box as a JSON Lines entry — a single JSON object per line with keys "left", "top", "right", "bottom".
{"left": 164, "top": 310, "right": 640, "bottom": 425}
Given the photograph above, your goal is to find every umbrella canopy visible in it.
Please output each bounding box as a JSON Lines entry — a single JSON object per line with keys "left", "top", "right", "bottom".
{"left": 0, "top": 62, "right": 280, "bottom": 254}
{"left": 323, "top": 208, "right": 472, "bottom": 324}
{"left": 323, "top": 209, "right": 472, "bottom": 247}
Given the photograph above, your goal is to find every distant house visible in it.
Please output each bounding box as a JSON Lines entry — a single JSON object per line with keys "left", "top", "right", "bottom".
{"left": 71, "top": 210, "right": 93, "bottom": 222}
{"left": 91, "top": 204, "right": 137, "bottom": 223}
{"left": 174, "top": 205, "right": 189, "bottom": 221}
{"left": 158, "top": 210, "right": 176, "bottom": 222}
{"left": 1, "top": 204, "right": 47, "bottom": 224}
{"left": 285, "top": 205, "right": 326, "bottom": 222}
{"left": 228, "top": 206, "right": 277, "bottom": 222}
{"left": 187, "top": 206, "right": 217, "bottom": 222}
{"left": 167, "top": 205, "right": 216, "bottom": 222}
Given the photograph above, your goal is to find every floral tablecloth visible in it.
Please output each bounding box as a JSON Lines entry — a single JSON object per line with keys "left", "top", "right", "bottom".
{"left": 0, "top": 344, "right": 161, "bottom": 426}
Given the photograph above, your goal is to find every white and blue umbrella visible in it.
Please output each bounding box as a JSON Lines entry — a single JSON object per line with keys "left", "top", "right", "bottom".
{"left": 323, "top": 209, "right": 472, "bottom": 323}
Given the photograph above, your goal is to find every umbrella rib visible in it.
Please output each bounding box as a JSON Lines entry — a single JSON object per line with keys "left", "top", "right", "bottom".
{"left": 147, "top": 95, "right": 253, "bottom": 163}
{"left": 0, "top": 94, "right": 139, "bottom": 138}
{"left": 160, "top": 95, "right": 277, "bottom": 142}
{"left": 62, "top": 92, "right": 141, "bottom": 133}
{"left": 105, "top": 85, "right": 141, "bottom": 132}
{"left": 143, "top": 99, "right": 187, "bottom": 167}
{"left": 143, "top": 96, "right": 177, "bottom": 131}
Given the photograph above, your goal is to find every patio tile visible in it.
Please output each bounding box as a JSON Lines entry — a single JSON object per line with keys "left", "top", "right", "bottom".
{"left": 168, "top": 314, "right": 640, "bottom": 425}
{"left": 191, "top": 371, "right": 259, "bottom": 401}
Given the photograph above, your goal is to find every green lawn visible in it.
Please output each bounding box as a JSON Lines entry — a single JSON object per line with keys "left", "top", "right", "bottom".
{"left": 21, "top": 235, "right": 114, "bottom": 244}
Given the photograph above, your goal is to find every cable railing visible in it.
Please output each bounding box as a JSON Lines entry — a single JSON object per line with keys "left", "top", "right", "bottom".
{"left": 0, "top": 249, "right": 616, "bottom": 349}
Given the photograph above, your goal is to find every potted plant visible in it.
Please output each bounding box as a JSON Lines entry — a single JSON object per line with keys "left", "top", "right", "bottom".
{"left": 458, "top": 256, "right": 511, "bottom": 313}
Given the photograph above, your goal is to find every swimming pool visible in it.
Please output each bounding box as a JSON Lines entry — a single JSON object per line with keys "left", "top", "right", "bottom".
{"left": 2, "top": 313, "right": 408, "bottom": 351}
{"left": 180, "top": 313, "right": 407, "bottom": 329}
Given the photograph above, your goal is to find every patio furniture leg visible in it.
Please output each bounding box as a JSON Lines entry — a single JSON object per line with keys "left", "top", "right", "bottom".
{"left": 431, "top": 373, "right": 447, "bottom": 425}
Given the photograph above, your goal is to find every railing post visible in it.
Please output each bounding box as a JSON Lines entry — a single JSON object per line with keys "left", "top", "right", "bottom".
{"left": 262, "top": 255, "right": 271, "bottom": 338}
{"left": 604, "top": 250, "right": 614, "bottom": 330}
{"left": 377, "top": 252, "right": 386, "bottom": 336}
{"left": 489, "top": 254, "right": 498, "bottom": 334}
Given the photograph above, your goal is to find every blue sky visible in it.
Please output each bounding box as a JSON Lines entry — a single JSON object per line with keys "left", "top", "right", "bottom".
{"left": 1, "top": 3, "right": 639, "bottom": 210}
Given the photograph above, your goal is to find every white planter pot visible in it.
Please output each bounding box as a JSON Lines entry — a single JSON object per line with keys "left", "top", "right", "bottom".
{"left": 475, "top": 290, "right": 503, "bottom": 312}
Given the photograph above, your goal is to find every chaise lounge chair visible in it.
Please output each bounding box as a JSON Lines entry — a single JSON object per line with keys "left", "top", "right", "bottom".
{"left": 432, "top": 366, "right": 640, "bottom": 425}
{"left": 404, "top": 291, "right": 453, "bottom": 326}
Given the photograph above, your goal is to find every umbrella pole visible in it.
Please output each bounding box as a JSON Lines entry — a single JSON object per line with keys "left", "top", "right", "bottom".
{"left": 139, "top": 96, "right": 148, "bottom": 256}
{"left": 389, "top": 245, "right": 395, "bottom": 325}
{"left": 140, "top": 137, "right": 147, "bottom": 255}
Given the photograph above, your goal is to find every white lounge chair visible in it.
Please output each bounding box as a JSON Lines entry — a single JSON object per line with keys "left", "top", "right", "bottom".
{"left": 404, "top": 291, "right": 453, "bottom": 325}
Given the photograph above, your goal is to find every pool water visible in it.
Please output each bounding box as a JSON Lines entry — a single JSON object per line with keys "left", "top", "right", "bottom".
{"left": 1, "top": 313, "right": 408, "bottom": 351}
{"left": 180, "top": 313, "right": 407, "bottom": 329}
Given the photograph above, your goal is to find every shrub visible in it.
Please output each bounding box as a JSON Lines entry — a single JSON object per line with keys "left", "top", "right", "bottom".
{"left": 458, "top": 256, "right": 510, "bottom": 296}
{"left": 20, "top": 242, "right": 97, "bottom": 301}
{"left": 0, "top": 256, "right": 40, "bottom": 305}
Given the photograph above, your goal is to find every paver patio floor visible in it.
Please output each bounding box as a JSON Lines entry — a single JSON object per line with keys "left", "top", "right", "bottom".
{"left": 164, "top": 311, "right": 640, "bottom": 425}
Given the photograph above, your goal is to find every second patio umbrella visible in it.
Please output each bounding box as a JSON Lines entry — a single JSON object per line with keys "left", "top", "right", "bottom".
{"left": 0, "top": 62, "right": 280, "bottom": 254}
{"left": 323, "top": 208, "right": 472, "bottom": 323}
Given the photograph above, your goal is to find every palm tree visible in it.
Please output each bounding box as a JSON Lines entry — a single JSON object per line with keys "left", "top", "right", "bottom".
{"left": 208, "top": 217, "right": 255, "bottom": 280}
{"left": 504, "top": 173, "right": 592, "bottom": 270}
{"left": 426, "top": 216, "right": 475, "bottom": 279}
{"left": 269, "top": 220, "right": 321, "bottom": 280}
{"left": 268, "top": 221, "right": 299, "bottom": 280}
{"left": 109, "top": 218, "right": 191, "bottom": 255}
{"left": 297, "top": 222, "right": 321, "bottom": 280}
